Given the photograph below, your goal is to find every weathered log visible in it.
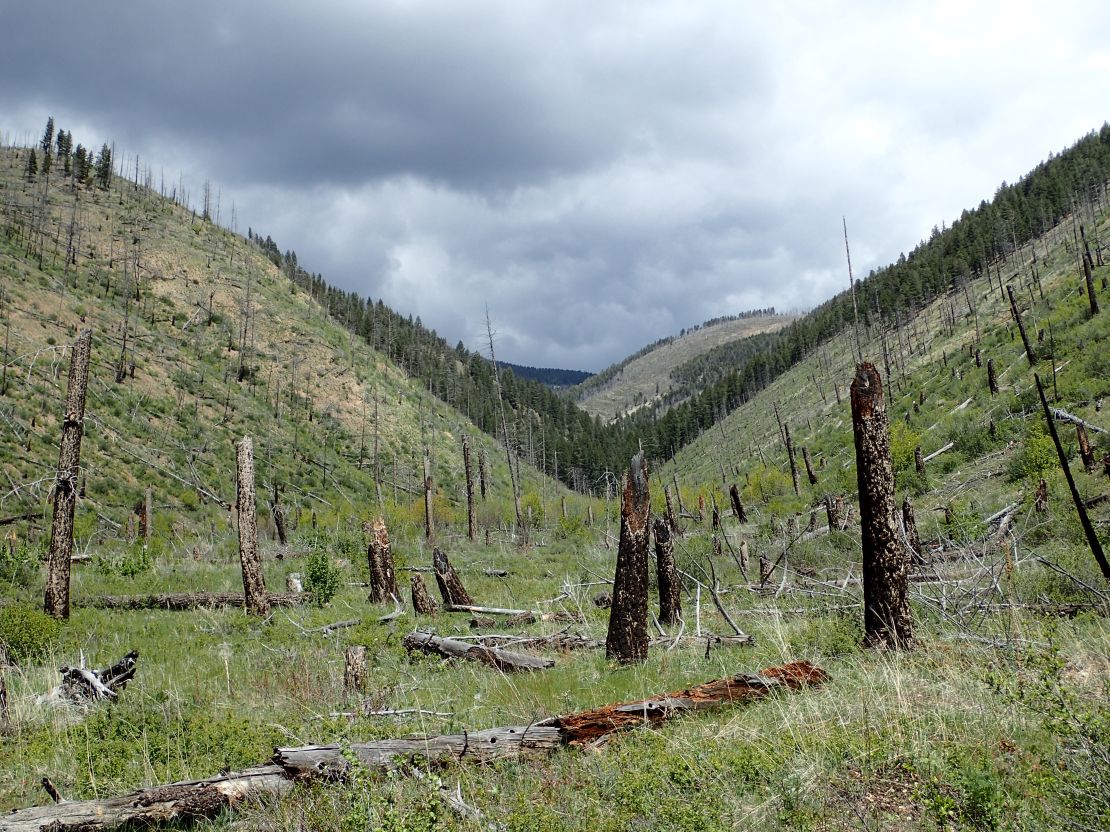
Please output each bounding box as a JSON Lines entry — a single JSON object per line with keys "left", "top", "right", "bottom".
{"left": 402, "top": 631, "right": 555, "bottom": 671}
{"left": 922, "top": 442, "right": 954, "bottom": 463}
{"left": 654, "top": 518, "right": 682, "bottom": 626}
{"left": 77, "top": 592, "right": 307, "bottom": 610}
{"left": 5, "top": 661, "right": 827, "bottom": 830}
{"left": 1050, "top": 407, "right": 1107, "bottom": 434}
{"left": 444, "top": 603, "right": 533, "bottom": 616}
{"left": 40, "top": 650, "right": 139, "bottom": 706}
{"left": 410, "top": 574, "right": 438, "bottom": 614}
{"left": 235, "top": 437, "right": 269, "bottom": 617}
{"left": 44, "top": 329, "right": 92, "bottom": 620}
{"left": 606, "top": 452, "right": 651, "bottom": 663}
{"left": 432, "top": 548, "right": 473, "bottom": 608}
{"left": 851, "top": 363, "right": 914, "bottom": 649}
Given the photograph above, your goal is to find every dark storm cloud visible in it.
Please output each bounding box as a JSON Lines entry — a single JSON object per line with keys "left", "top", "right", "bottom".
{"left": 3, "top": 1, "right": 1109, "bottom": 369}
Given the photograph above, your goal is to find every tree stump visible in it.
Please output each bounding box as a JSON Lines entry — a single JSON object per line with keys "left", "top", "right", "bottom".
{"left": 606, "top": 453, "right": 650, "bottom": 664}
{"left": 366, "top": 518, "right": 398, "bottom": 603}
{"left": 654, "top": 519, "right": 681, "bottom": 626}
{"left": 235, "top": 437, "right": 269, "bottom": 617}
{"left": 344, "top": 646, "right": 367, "bottom": 693}
{"left": 433, "top": 548, "right": 473, "bottom": 609}
{"left": 902, "top": 497, "right": 922, "bottom": 564}
{"left": 802, "top": 447, "right": 818, "bottom": 485}
{"left": 1034, "top": 478, "right": 1049, "bottom": 513}
{"left": 729, "top": 483, "right": 747, "bottom": 523}
{"left": 410, "top": 575, "right": 438, "bottom": 614}
{"left": 851, "top": 363, "right": 913, "bottom": 649}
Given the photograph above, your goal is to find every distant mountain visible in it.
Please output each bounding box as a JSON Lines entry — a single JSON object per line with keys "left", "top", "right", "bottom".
{"left": 500, "top": 362, "right": 592, "bottom": 388}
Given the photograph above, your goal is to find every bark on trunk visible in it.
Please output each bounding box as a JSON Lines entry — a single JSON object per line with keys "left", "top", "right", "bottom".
{"left": 422, "top": 447, "right": 435, "bottom": 542}
{"left": 914, "top": 446, "right": 926, "bottom": 477}
{"left": 1080, "top": 224, "right": 1100, "bottom": 315}
{"left": 729, "top": 483, "right": 747, "bottom": 523}
{"left": 478, "top": 448, "right": 488, "bottom": 500}
{"left": 410, "top": 574, "right": 439, "bottom": 614}
{"left": 606, "top": 452, "right": 651, "bottom": 663}
{"left": 272, "top": 502, "right": 288, "bottom": 546}
{"left": 235, "top": 437, "right": 269, "bottom": 616}
{"left": 1034, "top": 478, "right": 1049, "bottom": 513}
{"left": 44, "top": 328, "right": 92, "bottom": 619}
{"left": 1077, "top": 424, "right": 1096, "bottom": 472}
{"left": 825, "top": 495, "right": 844, "bottom": 531}
{"left": 432, "top": 547, "right": 473, "bottom": 608}
{"left": 1007, "top": 284, "right": 1037, "bottom": 365}
{"left": 851, "top": 363, "right": 914, "bottom": 649}
{"left": 366, "top": 518, "right": 398, "bottom": 603}
{"left": 654, "top": 518, "right": 682, "bottom": 626}
{"left": 344, "top": 646, "right": 367, "bottom": 693}
{"left": 802, "top": 447, "right": 818, "bottom": 485}
{"left": 987, "top": 357, "right": 999, "bottom": 395}
{"left": 462, "top": 436, "right": 477, "bottom": 541}
{"left": 902, "top": 497, "right": 922, "bottom": 564}
{"left": 403, "top": 631, "right": 555, "bottom": 671}
{"left": 784, "top": 424, "right": 801, "bottom": 496}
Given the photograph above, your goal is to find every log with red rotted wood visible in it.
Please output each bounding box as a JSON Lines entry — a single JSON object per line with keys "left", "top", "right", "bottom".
{"left": 3, "top": 661, "right": 827, "bottom": 831}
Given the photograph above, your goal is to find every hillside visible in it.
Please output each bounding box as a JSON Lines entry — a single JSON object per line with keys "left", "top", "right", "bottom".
{"left": 574, "top": 311, "right": 792, "bottom": 421}
{"left": 0, "top": 142, "right": 573, "bottom": 550}
{"left": 499, "top": 361, "right": 591, "bottom": 389}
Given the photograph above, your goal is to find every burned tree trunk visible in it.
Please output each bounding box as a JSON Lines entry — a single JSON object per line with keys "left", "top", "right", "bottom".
{"left": 433, "top": 547, "right": 473, "bottom": 609}
{"left": 1080, "top": 225, "right": 1100, "bottom": 316}
{"left": 802, "top": 447, "right": 818, "bottom": 486}
{"left": 914, "top": 446, "right": 926, "bottom": 477}
{"left": 272, "top": 501, "right": 288, "bottom": 546}
{"left": 902, "top": 497, "right": 922, "bottom": 564}
{"left": 44, "top": 328, "right": 92, "bottom": 620}
{"left": 1077, "top": 424, "right": 1096, "bottom": 473}
{"left": 410, "top": 574, "right": 438, "bottom": 614}
{"left": 653, "top": 518, "right": 681, "bottom": 626}
{"left": 850, "top": 363, "right": 913, "bottom": 649}
{"left": 1034, "top": 478, "right": 1049, "bottom": 513}
{"left": 235, "top": 437, "right": 269, "bottom": 617}
{"left": 825, "top": 494, "right": 844, "bottom": 531}
{"left": 462, "top": 436, "right": 477, "bottom": 541}
{"left": 423, "top": 446, "right": 435, "bottom": 542}
{"left": 366, "top": 518, "right": 398, "bottom": 603}
{"left": 729, "top": 483, "right": 747, "bottom": 523}
{"left": 344, "top": 646, "right": 367, "bottom": 693}
{"left": 478, "top": 447, "right": 488, "bottom": 500}
{"left": 605, "top": 452, "right": 651, "bottom": 664}
{"left": 664, "top": 485, "right": 683, "bottom": 535}
{"left": 987, "top": 357, "right": 999, "bottom": 396}
{"left": 1034, "top": 375, "right": 1110, "bottom": 582}
{"left": 784, "top": 423, "right": 801, "bottom": 496}
{"left": 1007, "top": 284, "right": 1037, "bottom": 366}
{"left": 141, "top": 488, "right": 152, "bottom": 549}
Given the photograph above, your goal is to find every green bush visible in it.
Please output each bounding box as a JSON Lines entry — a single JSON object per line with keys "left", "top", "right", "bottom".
{"left": 1007, "top": 423, "right": 1056, "bottom": 482}
{"left": 304, "top": 550, "right": 343, "bottom": 606}
{"left": 0, "top": 604, "right": 63, "bottom": 664}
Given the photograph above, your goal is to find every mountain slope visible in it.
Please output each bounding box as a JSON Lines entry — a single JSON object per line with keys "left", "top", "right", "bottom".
{"left": 0, "top": 144, "right": 570, "bottom": 547}
{"left": 574, "top": 311, "right": 792, "bottom": 421}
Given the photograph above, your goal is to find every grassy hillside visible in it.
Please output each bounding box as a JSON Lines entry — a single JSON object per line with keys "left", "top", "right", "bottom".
{"left": 0, "top": 145, "right": 577, "bottom": 554}
{"left": 575, "top": 312, "right": 793, "bottom": 421}
{"left": 0, "top": 137, "right": 1107, "bottom": 832}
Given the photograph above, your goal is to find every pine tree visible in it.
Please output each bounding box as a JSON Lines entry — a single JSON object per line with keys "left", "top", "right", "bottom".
{"left": 25, "top": 148, "right": 37, "bottom": 180}
{"left": 40, "top": 117, "right": 54, "bottom": 158}
{"left": 94, "top": 143, "right": 112, "bottom": 190}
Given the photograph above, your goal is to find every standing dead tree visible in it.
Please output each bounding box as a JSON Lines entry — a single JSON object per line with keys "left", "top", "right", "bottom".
{"left": 987, "top": 357, "right": 999, "bottom": 396}
{"left": 1007, "top": 284, "right": 1037, "bottom": 366}
{"left": 851, "top": 363, "right": 914, "bottom": 649}
{"left": 422, "top": 446, "right": 435, "bottom": 542}
{"left": 410, "top": 575, "right": 438, "bottom": 614}
{"left": 1080, "top": 224, "right": 1100, "bottom": 316}
{"left": 462, "top": 436, "right": 477, "bottom": 541}
{"left": 44, "top": 328, "right": 92, "bottom": 619}
{"left": 654, "top": 518, "right": 681, "bottom": 626}
{"left": 802, "top": 447, "right": 818, "bottom": 486}
{"left": 605, "top": 452, "right": 651, "bottom": 663}
{"left": 1035, "top": 375, "right": 1110, "bottom": 582}
{"left": 235, "top": 437, "right": 269, "bottom": 617}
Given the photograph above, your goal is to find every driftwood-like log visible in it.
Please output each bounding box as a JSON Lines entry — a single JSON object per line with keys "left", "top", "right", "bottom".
{"left": 5, "top": 661, "right": 827, "bottom": 830}
{"left": 38, "top": 650, "right": 139, "bottom": 707}
{"left": 44, "top": 329, "right": 92, "bottom": 620}
{"left": 432, "top": 548, "right": 473, "bottom": 608}
{"left": 922, "top": 442, "right": 954, "bottom": 464}
{"left": 410, "top": 575, "right": 438, "bottom": 614}
{"left": 402, "top": 631, "right": 555, "bottom": 671}
{"left": 851, "top": 363, "right": 914, "bottom": 649}
{"left": 606, "top": 452, "right": 651, "bottom": 663}
{"left": 1050, "top": 407, "right": 1107, "bottom": 434}
{"left": 77, "top": 592, "right": 307, "bottom": 610}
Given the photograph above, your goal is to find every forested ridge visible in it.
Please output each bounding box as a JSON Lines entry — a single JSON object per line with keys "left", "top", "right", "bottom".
{"left": 262, "top": 125, "right": 1110, "bottom": 490}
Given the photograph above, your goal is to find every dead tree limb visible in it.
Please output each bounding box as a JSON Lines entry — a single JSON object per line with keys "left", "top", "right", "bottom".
{"left": 403, "top": 631, "right": 555, "bottom": 671}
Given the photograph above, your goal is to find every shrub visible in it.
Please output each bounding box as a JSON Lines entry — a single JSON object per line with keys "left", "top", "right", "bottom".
{"left": 304, "top": 550, "right": 343, "bottom": 606}
{"left": 0, "top": 604, "right": 62, "bottom": 664}
{"left": 889, "top": 421, "right": 920, "bottom": 473}
{"left": 1007, "top": 423, "right": 1056, "bottom": 482}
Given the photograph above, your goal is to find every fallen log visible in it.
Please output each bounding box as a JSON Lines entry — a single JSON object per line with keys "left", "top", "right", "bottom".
{"left": 1050, "top": 407, "right": 1107, "bottom": 434}
{"left": 444, "top": 603, "right": 534, "bottom": 616}
{"left": 77, "top": 592, "right": 308, "bottom": 611}
{"left": 4, "top": 661, "right": 827, "bottom": 830}
{"left": 47, "top": 650, "right": 139, "bottom": 705}
{"left": 402, "top": 631, "right": 555, "bottom": 671}
{"left": 922, "top": 442, "right": 955, "bottom": 463}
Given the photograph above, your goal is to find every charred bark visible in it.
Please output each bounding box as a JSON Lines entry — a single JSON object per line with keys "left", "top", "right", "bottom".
{"left": 366, "top": 518, "right": 398, "bottom": 603}
{"left": 1007, "top": 284, "right": 1037, "bottom": 365}
{"left": 410, "top": 574, "right": 439, "bottom": 614}
{"left": 802, "top": 447, "right": 818, "bottom": 486}
{"left": 462, "top": 436, "right": 477, "bottom": 541}
{"left": 902, "top": 497, "right": 922, "bottom": 564}
{"left": 432, "top": 547, "right": 473, "bottom": 609}
{"left": 653, "top": 518, "right": 681, "bottom": 626}
{"left": 987, "top": 357, "right": 999, "bottom": 396}
{"left": 729, "top": 483, "right": 747, "bottom": 523}
{"left": 605, "top": 452, "right": 651, "bottom": 663}
{"left": 44, "top": 328, "right": 92, "bottom": 619}
{"left": 784, "top": 423, "right": 801, "bottom": 496}
{"left": 851, "top": 363, "right": 913, "bottom": 649}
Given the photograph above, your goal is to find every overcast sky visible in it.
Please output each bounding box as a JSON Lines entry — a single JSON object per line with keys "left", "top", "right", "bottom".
{"left": 3, "top": 2, "right": 1108, "bottom": 370}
